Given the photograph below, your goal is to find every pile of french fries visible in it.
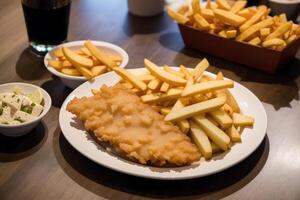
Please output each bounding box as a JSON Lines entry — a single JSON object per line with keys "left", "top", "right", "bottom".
{"left": 93, "top": 58, "right": 255, "bottom": 159}
{"left": 48, "top": 40, "right": 122, "bottom": 79}
{"left": 167, "top": 0, "right": 300, "bottom": 51}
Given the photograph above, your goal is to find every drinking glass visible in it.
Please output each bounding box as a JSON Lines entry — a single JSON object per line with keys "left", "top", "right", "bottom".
{"left": 22, "top": 0, "right": 71, "bottom": 55}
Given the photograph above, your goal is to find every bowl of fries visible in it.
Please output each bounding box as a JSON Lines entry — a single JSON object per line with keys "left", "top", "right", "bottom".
{"left": 44, "top": 40, "right": 129, "bottom": 89}
{"left": 167, "top": 0, "right": 300, "bottom": 73}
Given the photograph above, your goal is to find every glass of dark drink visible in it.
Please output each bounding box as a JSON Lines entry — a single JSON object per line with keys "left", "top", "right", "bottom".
{"left": 22, "top": 0, "right": 71, "bottom": 55}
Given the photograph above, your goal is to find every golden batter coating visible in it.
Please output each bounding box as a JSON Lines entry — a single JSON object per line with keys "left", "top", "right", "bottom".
{"left": 67, "top": 84, "right": 200, "bottom": 166}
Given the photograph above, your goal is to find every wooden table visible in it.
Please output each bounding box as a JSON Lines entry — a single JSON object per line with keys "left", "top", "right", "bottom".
{"left": 1, "top": 0, "right": 300, "bottom": 199}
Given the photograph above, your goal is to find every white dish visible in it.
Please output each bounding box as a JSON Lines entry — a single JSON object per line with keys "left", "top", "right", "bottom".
{"left": 0, "top": 82, "right": 51, "bottom": 137}
{"left": 59, "top": 68, "right": 267, "bottom": 180}
{"left": 268, "top": 0, "right": 300, "bottom": 20}
{"left": 44, "top": 40, "right": 129, "bottom": 89}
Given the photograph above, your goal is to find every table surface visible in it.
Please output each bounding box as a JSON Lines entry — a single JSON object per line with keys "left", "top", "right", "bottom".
{"left": 1, "top": 0, "right": 300, "bottom": 199}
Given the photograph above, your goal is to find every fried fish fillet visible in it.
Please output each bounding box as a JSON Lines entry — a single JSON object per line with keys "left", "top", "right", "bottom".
{"left": 67, "top": 84, "right": 200, "bottom": 166}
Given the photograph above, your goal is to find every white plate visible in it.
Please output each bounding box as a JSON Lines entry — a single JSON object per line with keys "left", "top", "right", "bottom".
{"left": 44, "top": 40, "right": 129, "bottom": 89}
{"left": 59, "top": 68, "right": 267, "bottom": 180}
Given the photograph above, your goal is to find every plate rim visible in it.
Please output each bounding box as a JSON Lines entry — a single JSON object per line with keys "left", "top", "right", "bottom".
{"left": 59, "top": 67, "right": 268, "bottom": 180}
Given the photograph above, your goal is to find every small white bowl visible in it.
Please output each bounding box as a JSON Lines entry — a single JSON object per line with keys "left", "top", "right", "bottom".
{"left": 44, "top": 40, "right": 129, "bottom": 89}
{"left": 268, "top": 0, "right": 300, "bottom": 20}
{"left": 0, "top": 83, "right": 51, "bottom": 137}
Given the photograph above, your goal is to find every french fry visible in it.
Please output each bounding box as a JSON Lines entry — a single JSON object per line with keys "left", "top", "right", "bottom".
{"left": 91, "top": 56, "right": 101, "bottom": 65}
{"left": 265, "top": 21, "right": 293, "bottom": 40}
{"left": 84, "top": 40, "right": 116, "bottom": 69}
{"left": 141, "top": 88, "right": 183, "bottom": 103}
{"left": 214, "top": 9, "right": 246, "bottom": 27}
{"left": 91, "top": 65, "right": 107, "bottom": 77}
{"left": 190, "top": 122, "right": 212, "bottom": 159}
{"left": 178, "top": 4, "right": 189, "bottom": 15}
{"left": 185, "top": 76, "right": 194, "bottom": 89}
{"left": 215, "top": 72, "right": 240, "bottom": 113}
{"left": 226, "top": 125, "right": 241, "bottom": 142}
{"left": 193, "top": 115, "right": 230, "bottom": 151}
{"left": 146, "top": 89, "right": 152, "bottom": 94}
{"left": 239, "top": 6, "right": 268, "bottom": 32}
{"left": 169, "top": 99, "right": 190, "bottom": 134}
{"left": 53, "top": 48, "right": 64, "bottom": 58}
{"left": 226, "top": 30, "right": 237, "bottom": 38}
{"left": 232, "top": 113, "right": 254, "bottom": 126}
{"left": 77, "top": 67, "right": 94, "bottom": 80}
{"left": 160, "top": 107, "right": 171, "bottom": 115}
{"left": 230, "top": 0, "right": 247, "bottom": 14}
{"left": 62, "top": 47, "right": 94, "bottom": 79}
{"left": 62, "top": 60, "right": 72, "bottom": 68}
{"left": 167, "top": 8, "right": 189, "bottom": 24}
{"left": 131, "top": 88, "right": 140, "bottom": 94}
{"left": 160, "top": 82, "right": 170, "bottom": 93}
{"left": 262, "top": 38, "right": 286, "bottom": 48}
{"left": 61, "top": 68, "right": 81, "bottom": 76}
{"left": 221, "top": 103, "right": 234, "bottom": 116}
{"left": 182, "top": 80, "right": 234, "bottom": 97}
{"left": 48, "top": 60, "right": 62, "bottom": 69}
{"left": 216, "top": 0, "right": 231, "bottom": 10}
{"left": 144, "top": 59, "right": 187, "bottom": 86}
{"left": 122, "top": 82, "right": 134, "bottom": 89}
{"left": 194, "top": 14, "right": 210, "bottom": 30}
{"left": 260, "top": 28, "right": 270, "bottom": 37}
{"left": 179, "top": 65, "right": 190, "bottom": 79}
{"left": 279, "top": 13, "right": 287, "bottom": 23}
{"left": 177, "top": 119, "right": 190, "bottom": 134}
{"left": 62, "top": 47, "right": 93, "bottom": 68}
{"left": 284, "top": 31, "right": 290, "bottom": 40}
{"left": 218, "top": 30, "right": 227, "bottom": 38}
{"left": 192, "top": 0, "right": 201, "bottom": 14}
{"left": 248, "top": 37, "right": 261, "bottom": 45}
{"left": 165, "top": 96, "right": 226, "bottom": 121}
{"left": 80, "top": 47, "right": 92, "bottom": 57}
{"left": 273, "top": 15, "right": 281, "bottom": 25}
{"left": 237, "top": 8, "right": 254, "bottom": 19}
{"left": 136, "top": 74, "right": 155, "bottom": 82}
{"left": 201, "top": 8, "right": 215, "bottom": 20}
{"left": 163, "top": 65, "right": 185, "bottom": 78}
{"left": 113, "top": 67, "right": 147, "bottom": 91}
{"left": 148, "top": 79, "right": 161, "bottom": 91}
{"left": 75, "top": 49, "right": 84, "bottom": 55}
{"left": 216, "top": 71, "right": 224, "bottom": 80}
{"left": 206, "top": 115, "right": 219, "bottom": 127}
{"left": 192, "top": 58, "right": 210, "bottom": 81}
{"left": 58, "top": 56, "right": 66, "bottom": 61}
{"left": 198, "top": 74, "right": 214, "bottom": 82}
{"left": 236, "top": 18, "right": 274, "bottom": 41}
{"left": 209, "top": 109, "right": 233, "bottom": 129}
{"left": 206, "top": 0, "right": 212, "bottom": 9}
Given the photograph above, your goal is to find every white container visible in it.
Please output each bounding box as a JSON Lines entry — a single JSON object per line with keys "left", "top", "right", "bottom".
{"left": 44, "top": 40, "right": 129, "bottom": 89}
{"left": 127, "top": 0, "right": 165, "bottom": 17}
{"left": 0, "top": 83, "right": 51, "bottom": 137}
{"left": 268, "top": 0, "right": 300, "bottom": 20}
